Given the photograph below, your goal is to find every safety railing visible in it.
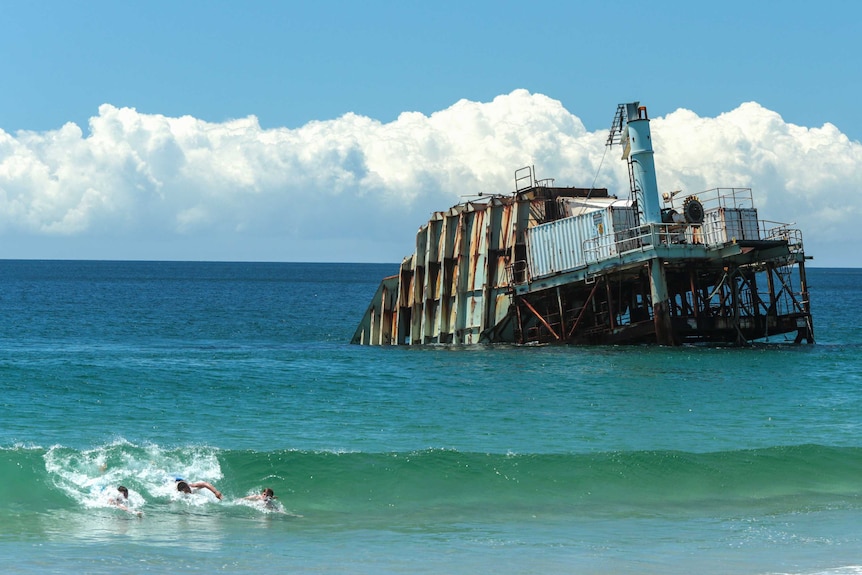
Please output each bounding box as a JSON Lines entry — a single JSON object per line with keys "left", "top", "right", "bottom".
{"left": 666, "top": 188, "right": 755, "bottom": 212}
{"left": 761, "top": 220, "right": 804, "bottom": 252}
{"left": 582, "top": 222, "right": 706, "bottom": 263}
{"left": 517, "top": 216, "right": 803, "bottom": 286}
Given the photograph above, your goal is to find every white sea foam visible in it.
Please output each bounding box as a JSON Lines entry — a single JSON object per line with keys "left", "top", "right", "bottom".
{"left": 43, "top": 441, "right": 224, "bottom": 509}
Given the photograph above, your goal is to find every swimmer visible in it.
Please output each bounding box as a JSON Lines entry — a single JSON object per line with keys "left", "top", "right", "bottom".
{"left": 243, "top": 487, "right": 277, "bottom": 508}
{"left": 175, "top": 479, "right": 222, "bottom": 500}
{"left": 241, "top": 487, "right": 303, "bottom": 516}
{"left": 108, "top": 485, "right": 143, "bottom": 517}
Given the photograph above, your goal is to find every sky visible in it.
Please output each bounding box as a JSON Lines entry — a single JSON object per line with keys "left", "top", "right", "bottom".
{"left": 0, "top": 0, "right": 860, "bottom": 266}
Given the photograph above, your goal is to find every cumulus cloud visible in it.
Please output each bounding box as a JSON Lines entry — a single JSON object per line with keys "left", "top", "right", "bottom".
{"left": 0, "top": 90, "right": 859, "bottom": 264}
{"left": 653, "top": 103, "right": 862, "bottom": 243}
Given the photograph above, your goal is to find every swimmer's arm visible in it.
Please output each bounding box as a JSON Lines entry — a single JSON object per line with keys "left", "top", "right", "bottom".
{"left": 110, "top": 499, "right": 143, "bottom": 517}
{"left": 189, "top": 481, "right": 222, "bottom": 500}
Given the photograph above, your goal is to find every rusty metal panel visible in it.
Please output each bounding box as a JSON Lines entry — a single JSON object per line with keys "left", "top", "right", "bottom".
{"left": 467, "top": 209, "right": 485, "bottom": 292}
{"left": 443, "top": 211, "right": 458, "bottom": 259}
{"left": 406, "top": 272, "right": 416, "bottom": 308}
{"left": 487, "top": 201, "right": 514, "bottom": 252}
{"left": 494, "top": 254, "right": 509, "bottom": 287}
{"left": 448, "top": 294, "right": 459, "bottom": 337}
{"left": 493, "top": 293, "right": 510, "bottom": 325}
{"left": 459, "top": 294, "right": 482, "bottom": 343}
{"left": 500, "top": 204, "right": 514, "bottom": 251}
{"left": 435, "top": 218, "right": 447, "bottom": 262}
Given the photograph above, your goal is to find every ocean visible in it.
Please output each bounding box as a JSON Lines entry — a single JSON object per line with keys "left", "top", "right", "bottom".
{"left": 1, "top": 260, "right": 861, "bottom": 575}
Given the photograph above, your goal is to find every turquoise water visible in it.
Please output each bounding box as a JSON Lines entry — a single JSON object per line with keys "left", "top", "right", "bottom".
{"left": 1, "top": 261, "right": 861, "bottom": 574}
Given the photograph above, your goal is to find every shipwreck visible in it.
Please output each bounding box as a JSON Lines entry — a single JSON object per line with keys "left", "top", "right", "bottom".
{"left": 352, "top": 102, "right": 814, "bottom": 346}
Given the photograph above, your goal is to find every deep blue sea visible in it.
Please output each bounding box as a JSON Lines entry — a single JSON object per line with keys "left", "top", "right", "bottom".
{"left": 1, "top": 260, "right": 861, "bottom": 575}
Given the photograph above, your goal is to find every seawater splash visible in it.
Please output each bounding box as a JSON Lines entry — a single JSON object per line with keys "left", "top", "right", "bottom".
{"left": 3, "top": 442, "right": 862, "bottom": 522}
{"left": 41, "top": 441, "right": 224, "bottom": 512}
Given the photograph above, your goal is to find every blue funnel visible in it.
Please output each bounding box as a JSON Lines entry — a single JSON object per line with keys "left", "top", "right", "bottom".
{"left": 623, "top": 103, "right": 661, "bottom": 225}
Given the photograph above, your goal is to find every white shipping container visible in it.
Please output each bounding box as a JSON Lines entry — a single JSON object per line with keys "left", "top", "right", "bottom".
{"left": 527, "top": 206, "right": 638, "bottom": 279}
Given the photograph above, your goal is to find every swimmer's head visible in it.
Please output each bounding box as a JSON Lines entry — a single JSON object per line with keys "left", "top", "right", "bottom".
{"left": 176, "top": 481, "right": 191, "bottom": 494}
{"left": 118, "top": 486, "right": 129, "bottom": 499}
{"left": 262, "top": 488, "right": 275, "bottom": 500}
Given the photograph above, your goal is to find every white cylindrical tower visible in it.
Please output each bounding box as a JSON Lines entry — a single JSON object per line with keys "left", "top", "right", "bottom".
{"left": 624, "top": 103, "right": 662, "bottom": 225}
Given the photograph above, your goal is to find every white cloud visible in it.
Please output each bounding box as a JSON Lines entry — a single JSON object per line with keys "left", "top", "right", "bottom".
{"left": 0, "top": 90, "right": 859, "bottom": 265}
{"left": 654, "top": 102, "right": 862, "bottom": 249}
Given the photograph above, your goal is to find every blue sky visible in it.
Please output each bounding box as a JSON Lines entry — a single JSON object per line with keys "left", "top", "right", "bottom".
{"left": 1, "top": 0, "right": 860, "bottom": 265}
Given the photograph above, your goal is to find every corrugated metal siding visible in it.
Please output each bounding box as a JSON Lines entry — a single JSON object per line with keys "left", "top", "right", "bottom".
{"left": 526, "top": 207, "right": 638, "bottom": 279}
